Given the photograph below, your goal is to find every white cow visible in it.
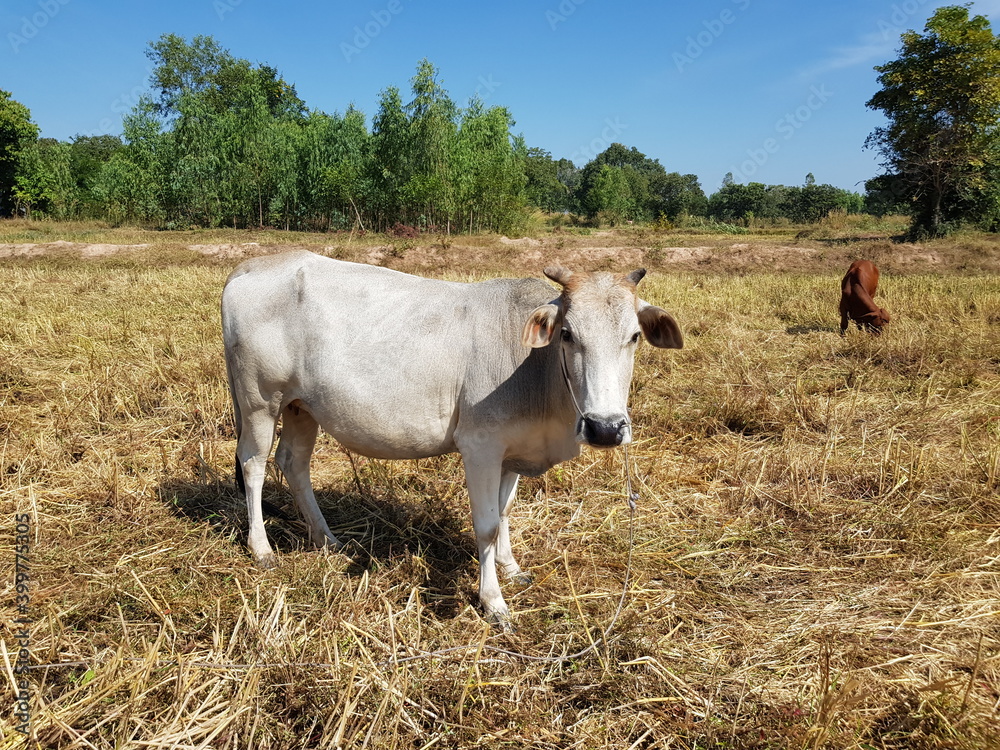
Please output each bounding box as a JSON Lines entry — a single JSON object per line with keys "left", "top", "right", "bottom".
{"left": 222, "top": 251, "right": 682, "bottom": 624}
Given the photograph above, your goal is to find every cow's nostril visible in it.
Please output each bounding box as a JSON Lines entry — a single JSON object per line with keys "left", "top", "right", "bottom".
{"left": 582, "top": 416, "right": 628, "bottom": 447}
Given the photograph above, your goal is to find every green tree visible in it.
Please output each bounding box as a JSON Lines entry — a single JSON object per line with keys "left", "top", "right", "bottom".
{"left": 577, "top": 143, "right": 655, "bottom": 220}
{"left": 866, "top": 5, "right": 1000, "bottom": 236}
{"left": 524, "top": 147, "right": 570, "bottom": 212}
{"left": 69, "top": 135, "right": 123, "bottom": 217}
{"left": 147, "top": 34, "right": 306, "bottom": 122}
{"left": 782, "top": 175, "right": 864, "bottom": 222}
{"left": 648, "top": 171, "right": 707, "bottom": 220}
{"left": 405, "top": 59, "right": 457, "bottom": 227}
{"left": 0, "top": 90, "right": 38, "bottom": 216}
{"left": 147, "top": 33, "right": 233, "bottom": 116}
{"left": 169, "top": 91, "right": 225, "bottom": 225}
{"left": 137, "top": 35, "right": 313, "bottom": 228}
{"left": 369, "top": 86, "right": 411, "bottom": 230}
{"left": 576, "top": 143, "right": 703, "bottom": 223}
{"left": 315, "top": 107, "right": 370, "bottom": 231}
{"left": 451, "top": 99, "right": 525, "bottom": 233}
{"left": 12, "top": 138, "right": 74, "bottom": 218}
{"left": 586, "top": 164, "right": 636, "bottom": 224}
{"left": 555, "top": 158, "right": 581, "bottom": 212}
{"left": 97, "top": 98, "right": 167, "bottom": 225}
{"left": 268, "top": 119, "right": 303, "bottom": 230}
{"left": 864, "top": 174, "right": 912, "bottom": 216}
{"left": 707, "top": 181, "right": 779, "bottom": 222}
{"left": 45, "top": 43, "right": 539, "bottom": 233}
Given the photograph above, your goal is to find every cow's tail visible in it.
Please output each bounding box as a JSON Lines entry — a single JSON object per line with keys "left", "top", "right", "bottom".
{"left": 224, "top": 349, "right": 246, "bottom": 497}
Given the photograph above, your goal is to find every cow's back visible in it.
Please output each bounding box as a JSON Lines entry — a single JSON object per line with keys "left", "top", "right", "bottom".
{"left": 842, "top": 259, "right": 879, "bottom": 297}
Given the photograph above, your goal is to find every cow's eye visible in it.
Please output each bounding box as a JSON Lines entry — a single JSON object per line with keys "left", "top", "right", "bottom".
{"left": 630, "top": 331, "right": 642, "bottom": 344}
{"left": 561, "top": 328, "right": 574, "bottom": 343}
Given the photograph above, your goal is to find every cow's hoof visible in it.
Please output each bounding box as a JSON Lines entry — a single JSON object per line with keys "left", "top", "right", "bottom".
{"left": 315, "top": 536, "right": 343, "bottom": 552}
{"left": 509, "top": 572, "right": 534, "bottom": 589}
{"left": 486, "top": 610, "right": 515, "bottom": 632}
{"left": 254, "top": 552, "right": 279, "bottom": 570}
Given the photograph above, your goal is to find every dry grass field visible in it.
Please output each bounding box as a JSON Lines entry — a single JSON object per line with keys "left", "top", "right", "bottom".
{"left": 1, "top": 223, "right": 999, "bottom": 748}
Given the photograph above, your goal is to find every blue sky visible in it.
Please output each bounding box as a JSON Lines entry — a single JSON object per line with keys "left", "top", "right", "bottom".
{"left": 5, "top": 0, "right": 1000, "bottom": 194}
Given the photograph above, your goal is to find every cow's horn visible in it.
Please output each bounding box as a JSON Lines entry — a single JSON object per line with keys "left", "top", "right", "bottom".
{"left": 544, "top": 266, "right": 573, "bottom": 286}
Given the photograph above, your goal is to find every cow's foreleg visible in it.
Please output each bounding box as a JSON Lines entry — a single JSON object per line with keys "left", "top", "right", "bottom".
{"left": 496, "top": 469, "right": 530, "bottom": 587}
{"left": 274, "top": 403, "right": 341, "bottom": 551}
{"left": 237, "top": 408, "right": 280, "bottom": 569}
{"left": 461, "top": 453, "right": 511, "bottom": 625}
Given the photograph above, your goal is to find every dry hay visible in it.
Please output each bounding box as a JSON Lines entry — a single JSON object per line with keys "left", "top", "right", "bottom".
{"left": 0, "top": 237, "right": 997, "bottom": 749}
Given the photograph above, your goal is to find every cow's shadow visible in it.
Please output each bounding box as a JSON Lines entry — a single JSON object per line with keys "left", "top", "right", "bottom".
{"left": 786, "top": 324, "right": 839, "bottom": 335}
{"left": 161, "top": 474, "right": 478, "bottom": 619}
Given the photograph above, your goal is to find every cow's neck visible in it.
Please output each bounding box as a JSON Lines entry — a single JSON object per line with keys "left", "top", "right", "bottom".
{"left": 539, "top": 341, "right": 575, "bottom": 422}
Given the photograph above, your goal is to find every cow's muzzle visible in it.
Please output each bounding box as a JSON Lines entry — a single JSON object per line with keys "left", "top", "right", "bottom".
{"left": 579, "top": 415, "right": 631, "bottom": 448}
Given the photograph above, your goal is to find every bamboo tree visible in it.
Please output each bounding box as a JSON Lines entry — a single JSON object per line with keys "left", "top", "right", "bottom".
{"left": 454, "top": 101, "right": 526, "bottom": 232}
{"left": 96, "top": 97, "right": 165, "bottom": 225}
{"left": 321, "top": 106, "right": 370, "bottom": 230}
{"left": 370, "top": 86, "right": 411, "bottom": 230}
{"left": 405, "top": 59, "right": 457, "bottom": 228}
{"left": 170, "top": 91, "right": 224, "bottom": 225}
{"left": 269, "top": 119, "right": 301, "bottom": 230}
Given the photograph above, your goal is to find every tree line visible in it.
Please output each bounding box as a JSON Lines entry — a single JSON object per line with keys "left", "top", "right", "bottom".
{"left": 6, "top": 9, "right": 998, "bottom": 237}
{"left": 2, "top": 36, "right": 531, "bottom": 233}
{"left": 0, "top": 35, "right": 865, "bottom": 233}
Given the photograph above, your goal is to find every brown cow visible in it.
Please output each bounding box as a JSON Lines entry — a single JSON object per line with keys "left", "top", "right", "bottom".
{"left": 840, "top": 259, "right": 890, "bottom": 335}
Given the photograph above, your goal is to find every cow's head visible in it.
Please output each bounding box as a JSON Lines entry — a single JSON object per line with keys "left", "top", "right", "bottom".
{"left": 521, "top": 266, "right": 682, "bottom": 448}
{"left": 861, "top": 307, "right": 891, "bottom": 334}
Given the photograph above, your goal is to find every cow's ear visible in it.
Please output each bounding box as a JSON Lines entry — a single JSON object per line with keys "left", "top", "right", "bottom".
{"left": 626, "top": 268, "right": 647, "bottom": 287}
{"left": 638, "top": 301, "right": 683, "bottom": 349}
{"left": 522, "top": 304, "right": 561, "bottom": 348}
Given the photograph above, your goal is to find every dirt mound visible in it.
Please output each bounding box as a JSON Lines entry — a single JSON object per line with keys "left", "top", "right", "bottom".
{"left": 0, "top": 237, "right": 986, "bottom": 275}
{"left": 497, "top": 236, "right": 542, "bottom": 247}
{"left": 0, "top": 241, "right": 151, "bottom": 258}
{"left": 519, "top": 244, "right": 645, "bottom": 269}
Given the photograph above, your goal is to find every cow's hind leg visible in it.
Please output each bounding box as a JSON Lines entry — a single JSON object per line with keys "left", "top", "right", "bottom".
{"left": 274, "top": 402, "right": 340, "bottom": 551}
{"left": 497, "top": 469, "right": 531, "bottom": 587}
{"left": 237, "top": 406, "right": 280, "bottom": 569}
